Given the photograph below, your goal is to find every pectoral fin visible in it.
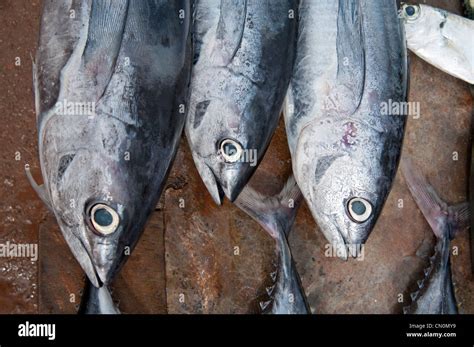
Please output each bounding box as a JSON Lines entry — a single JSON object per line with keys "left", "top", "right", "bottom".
{"left": 25, "top": 165, "right": 53, "bottom": 212}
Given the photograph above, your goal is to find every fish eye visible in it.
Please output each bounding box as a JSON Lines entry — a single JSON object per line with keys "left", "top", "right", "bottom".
{"left": 89, "top": 203, "right": 120, "bottom": 236}
{"left": 219, "top": 138, "right": 243, "bottom": 163}
{"left": 402, "top": 4, "right": 420, "bottom": 20}
{"left": 347, "top": 197, "right": 373, "bottom": 223}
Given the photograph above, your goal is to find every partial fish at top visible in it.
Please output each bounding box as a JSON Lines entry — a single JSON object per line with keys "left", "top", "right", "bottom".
{"left": 401, "top": 3, "right": 474, "bottom": 84}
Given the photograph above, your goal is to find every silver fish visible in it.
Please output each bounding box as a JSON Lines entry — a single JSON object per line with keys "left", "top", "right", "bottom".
{"left": 401, "top": 3, "right": 474, "bottom": 84}
{"left": 27, "top": 0, "right": 191, "bottom": 302}
{"left": 235, "top": 176, "right": 310, "bottom": 314}
{"left": 185, "top": 0, "right": 298, "bottom": 204}
{"left": 284, "top": 0, "right": 408, "bottom": 259}
{"left": 401, "top": 159, "right": 468, "bottom": 314}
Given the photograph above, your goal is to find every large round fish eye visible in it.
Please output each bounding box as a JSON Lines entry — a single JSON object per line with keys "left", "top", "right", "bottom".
{"left": 401, "top": 4, "right": 420, "bottom": 20}
{"left": 219, "top": 138, "right": 243, "bottom": 163}
{"left": 89, "top": 203, "right": 120, "bottom": 236}
{"left": 347, "top": 197, "right": 373, "bottom": 223}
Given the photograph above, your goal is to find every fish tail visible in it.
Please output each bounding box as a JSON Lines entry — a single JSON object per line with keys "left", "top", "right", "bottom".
{"left": 401, "top": 157, "right": 469, "bottom": 240}
{"left": 78, "top": 279, "right": 120, "bottom": 315}
{"left": 235, "top": 175, "right": 303, "bottom": 239}
{"left": 235, "top": 176, "right": 310, "bottom": 314}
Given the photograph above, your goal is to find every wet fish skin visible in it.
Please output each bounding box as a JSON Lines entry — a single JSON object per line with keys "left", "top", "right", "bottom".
{"left": 401, "top": 3, "right": 474, "bottom": 84}
{"left": 236, "top": 176, "right": 310, "bottom": 314}
{"left": 78, "top": 279, "right": 120, "bottom": 314}
{"left": 401, "top": 159, "right": 468, "bottom": 314}
{"left": 284, "top": 0, "right": 408, "bottom": 259}
{"left": 186, "top": 0, "right": 298, "bottom": 205}
{"left": 30, "top": 0, "right": 192, "bottom": 288}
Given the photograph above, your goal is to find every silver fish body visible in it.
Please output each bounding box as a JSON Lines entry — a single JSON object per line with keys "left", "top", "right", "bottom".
{"left": 78, "top": 279, "right": 119, "bottom": 314}
{"left": 401, "top": 159, "right": 467, "bottom": 314}
{"left": 185, "top": 0, "right": 298, "bottom": 204}
{"left": 31, "top": 0, "right": 192, "bottom": 289}
{"left": 401, "top": 3, "right": 474, "bottom": 84}
{"left": 284, "top": 0, "right": 408, "bottom": 259}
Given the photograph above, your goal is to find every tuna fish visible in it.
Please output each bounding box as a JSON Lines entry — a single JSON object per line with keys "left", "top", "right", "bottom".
{"left": 27, "top": 0, "right": 192, "bottom": 312}
{"left": 235, "top": 176, "right": 310, "bottom": 314}
{"left": 402, "top": 158, "right": 468, "bottom": 314}
{"left": 401, "top": 3, "right": 474, "bottom": 84}
{"left": 185, "top": 0, "right": 298, "bottom": 204}
{"left": 284, "top": 0, "right": 408, "bottom": 259}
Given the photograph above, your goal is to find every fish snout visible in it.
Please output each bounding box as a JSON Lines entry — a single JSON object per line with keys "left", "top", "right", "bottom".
{"left": 220, "top": 168, "right": 248, "bottom": 202}
{"left": 90, "top": 240, "right": 120, "bottom": 286}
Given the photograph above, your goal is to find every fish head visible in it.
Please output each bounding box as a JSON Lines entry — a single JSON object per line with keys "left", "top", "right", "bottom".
{"left": 400, "top": 4, "right": 446, "bottom": 48}
{"left": 294, "top": 119, "right": 395, "bottom": 259}
{"left": 41, "top": 116, "right": 159, "bottom": 287}
{"left": 187, "top": 97, "right": 265, "bottom": 204}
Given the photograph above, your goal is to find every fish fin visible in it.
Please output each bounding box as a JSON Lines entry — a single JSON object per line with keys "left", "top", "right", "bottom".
{"left": 211, "top": 0, "right": 247, "bottom": 66}
{"left": 335, "top": 0, "right": 365, "bottom": 114}
{"left": 36, "top": 0, "right": 87, "bottom": 113}
{"left": 31, "top": 54, "right": 40, "bottom": 120}
{"left": 25, "top": 165, "right": 53, "bottom": 212}
{"left": 282, "top": 83, "right": 294, "bottom": 120}
{"left": 259, "top": 299, "right": 272, "bottom": 312}
{"left": 448, "top": 203, "right": 469, "bottom": 238}
{"left": 81, "top": 0, "right": 129, "bottom": 100}
{"left": 235, "top": 175, "right": 303, "bottom": 238}
{"left": 401, "top": 158, "right": 469, "bottom": 240}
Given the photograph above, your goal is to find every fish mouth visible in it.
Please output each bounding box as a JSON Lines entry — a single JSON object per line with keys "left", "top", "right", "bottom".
{"left": 91, "top": 240, "right": 118, "bottom": 286}
{"left": 321, "top": 219, "right": 349, "bottom": 260}
{"left": 193, "top": 154, "right": 247, "bottom": 205}
{"left": 220, "top": 168, "right": 246, "bottom": 202}
{"left": 192, "top": 150, "right": 252, "bottom": 204}
{"left": 57, "top": 220, "right": 118, "bottom": 287}
{"left": 61, "top": 228, "right": 102, "bottom": 287}
{"left": 204, "top": 166, "right": 225, "bottom": 205}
